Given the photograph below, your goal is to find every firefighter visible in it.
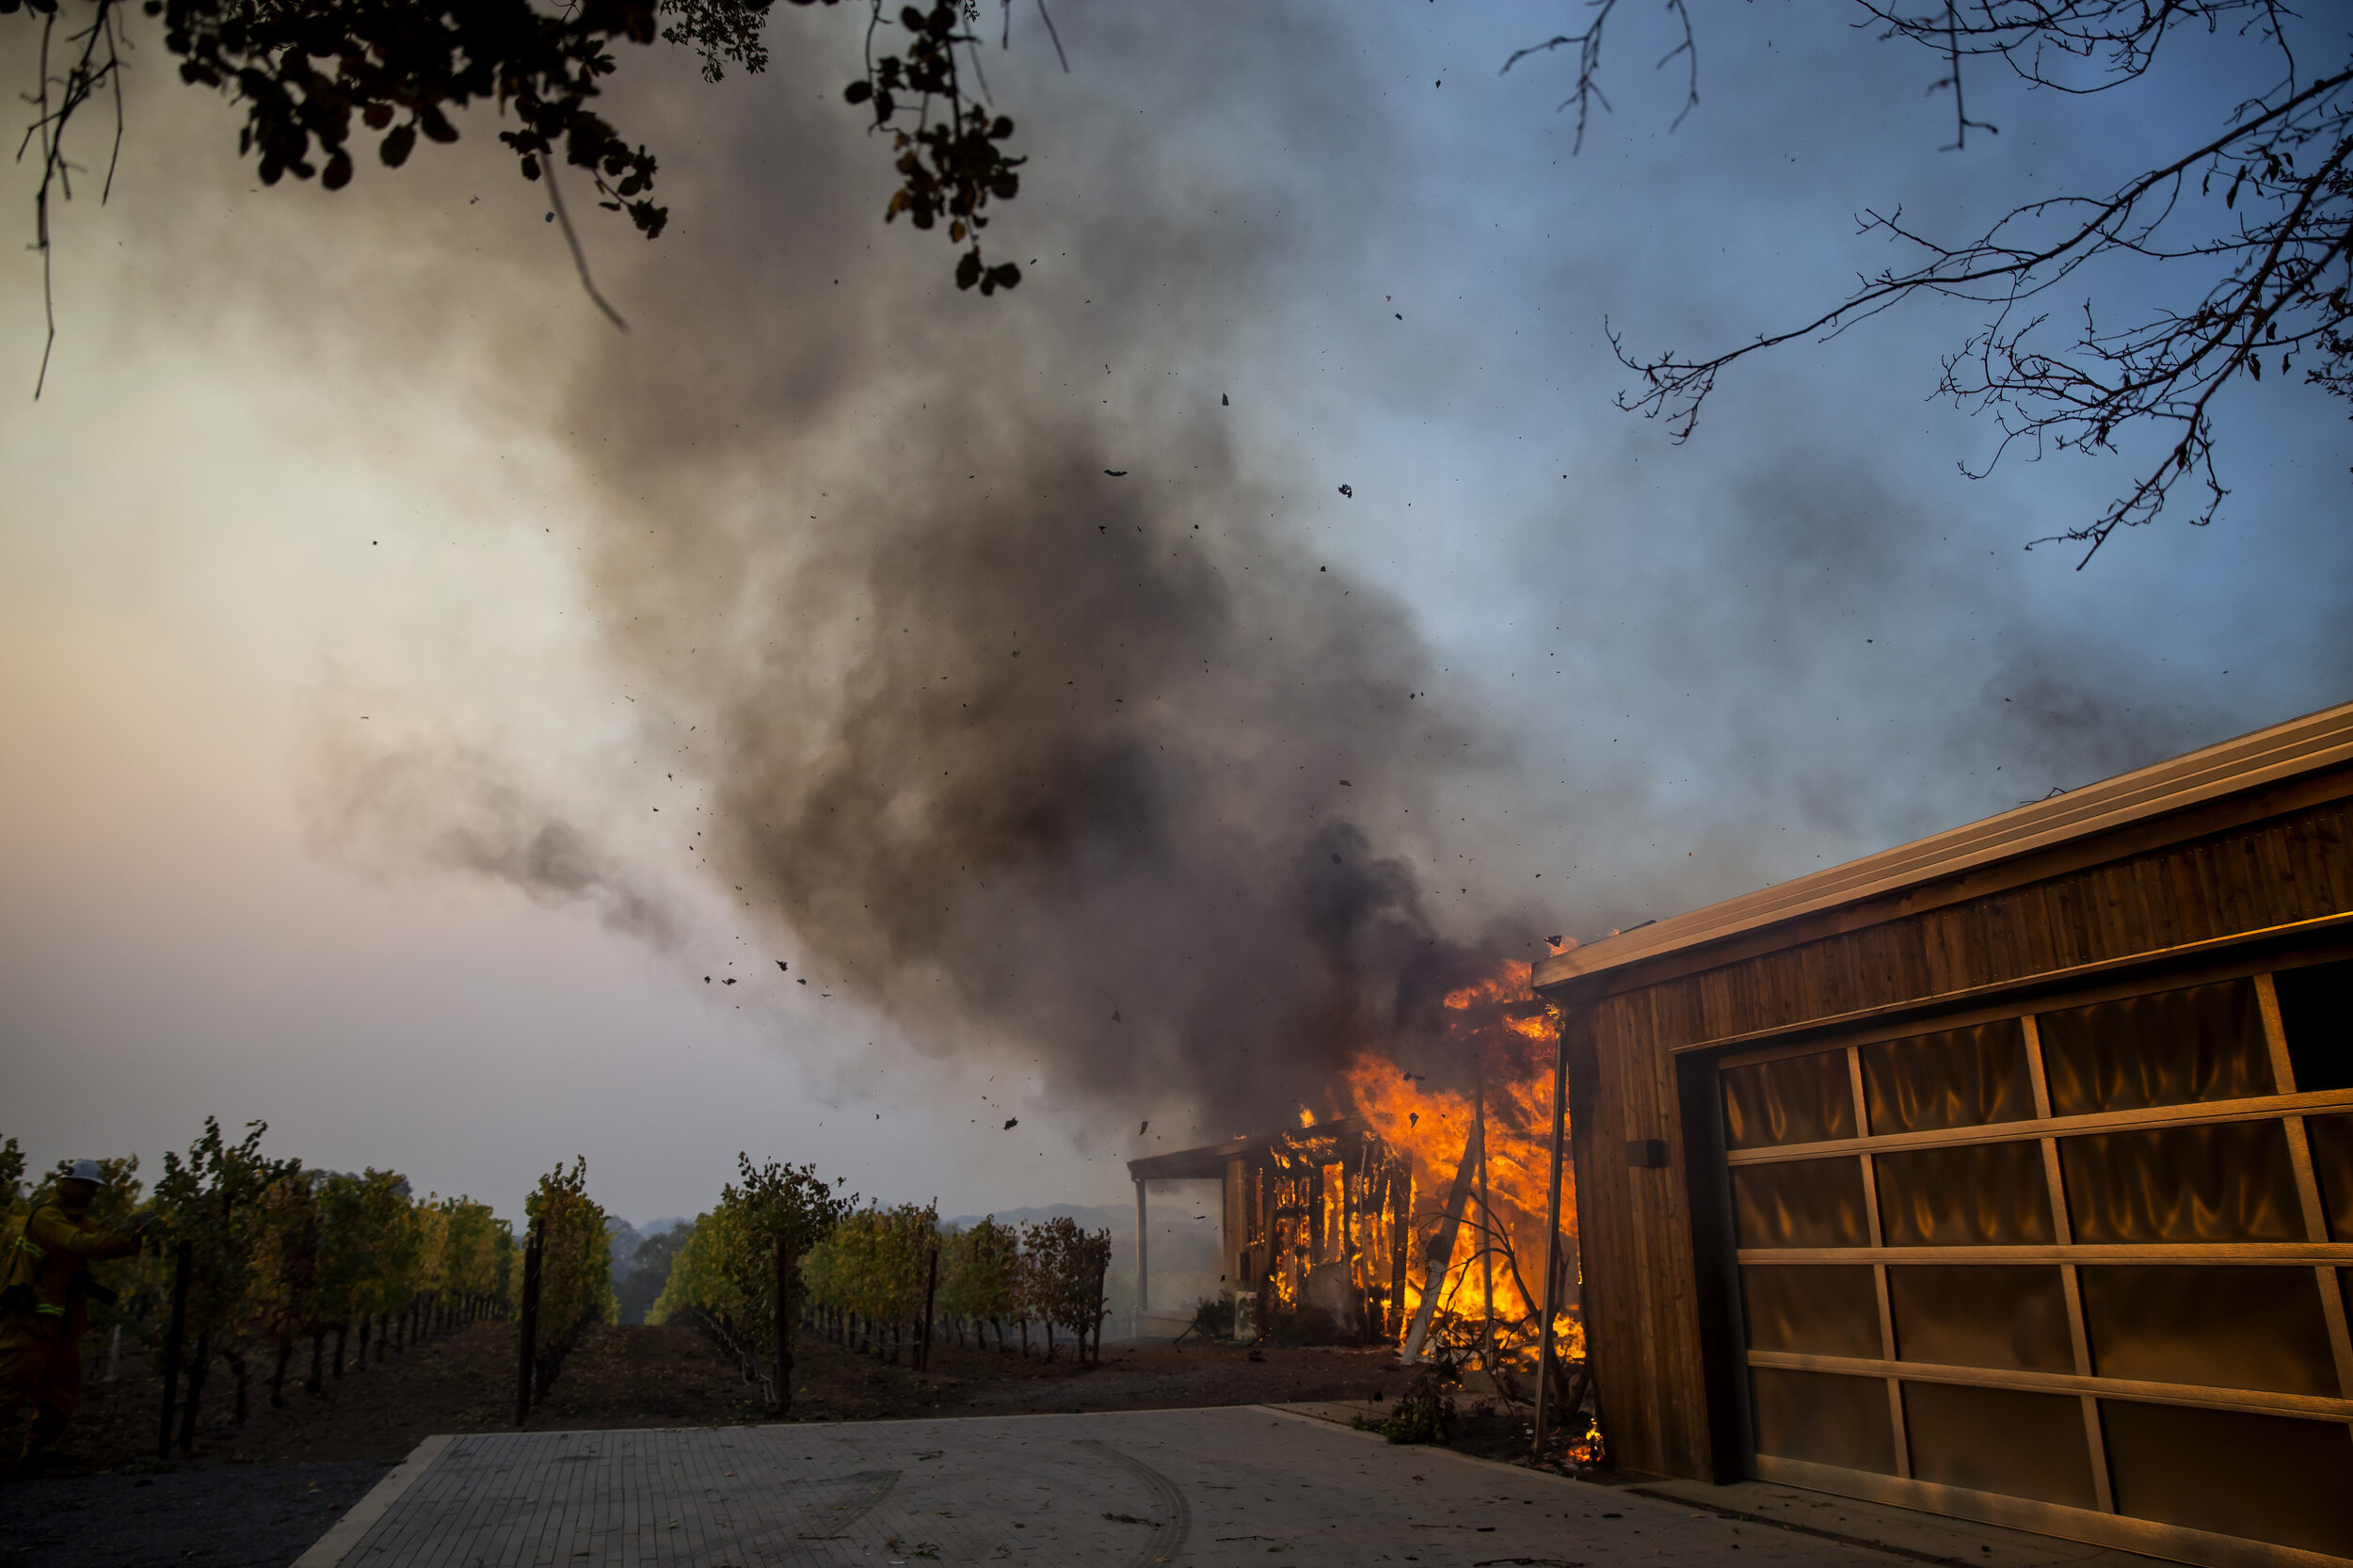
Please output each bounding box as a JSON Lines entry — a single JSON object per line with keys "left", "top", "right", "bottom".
{"left": 0, "top": 1160, "right": 153, "bottom": 1464}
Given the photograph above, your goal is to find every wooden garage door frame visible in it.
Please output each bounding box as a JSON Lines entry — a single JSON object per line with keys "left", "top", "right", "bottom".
{"left": 1710, "top": 958, "right": 2353, "bottom": 1568}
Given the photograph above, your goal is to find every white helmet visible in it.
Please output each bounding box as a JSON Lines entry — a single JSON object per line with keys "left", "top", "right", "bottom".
{"left": 63, "top": 1160, "right": 104, "bottom": 1183}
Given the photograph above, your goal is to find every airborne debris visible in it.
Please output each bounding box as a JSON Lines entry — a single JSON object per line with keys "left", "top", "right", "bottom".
{"left": 1112, "top": 1009, "right": 1121, "bottom": 1023}
{"left": 776, "top": 960, "right": 789, "bottom": 971}
{"left": 1337, "top": 484, "right": 1353, "bottom": 498}
{"left": 1221, "top": 392, "right": 1229, "bottom": 406}
{"left": 1103, "top": 469, "right": 1128, "bottom": 477}
{"left": 1139, "top": 1120, "right": 1149, "bottom": 1135}
{"left": 1003, "top": 1118, "right": 1018, "bottom": 1130}
{"left": 723, "top": 978, "right": 736, "bottom": 985}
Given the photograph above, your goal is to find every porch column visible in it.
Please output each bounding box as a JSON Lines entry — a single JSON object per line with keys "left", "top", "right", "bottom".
{"left": 1134, "top": 1177, "right": 1149, "bottom": 1317}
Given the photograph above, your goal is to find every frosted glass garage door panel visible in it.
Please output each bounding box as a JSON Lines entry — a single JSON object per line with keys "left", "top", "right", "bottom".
{"left": 1874, "top": 1142, "right": 2056, "bottom": 1246}
{"left": 1750, "top": 1368, "right": 1897, "bottom": 1475}
{"left": 2040, "top": 981, "right": 2271, "bottom": 1116}
{"left": 2101, "top": 1400, "right": 2353, "bottom": 1558}
{"left": 1902, "top": 1383, "right": 2097, "bottom": 1511}
{"left": 1741, "top": 1265, "right": 1880, "bottom": 1359}
{"left": 2080, "top": 1265, "right": 2339, "bottom": 1397}
{"left": 1723, "top": 1050, "right": 1856, "bottom": 1150}
{"left": 2058, "top": 1121, "right": 2303, "bottom": 1243}
{"left": 1860, "top": 1022, "right": 2035, "bottom": 1135}
{"left": 1886, "top": 1265, "right": 2072, "bottom": 1374}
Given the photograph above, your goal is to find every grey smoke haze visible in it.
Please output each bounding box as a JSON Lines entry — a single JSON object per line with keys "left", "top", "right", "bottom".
{"left": 307, "top": 723, "right": 679, "bottom": 946}
{"left": 281, "top": 1, "right": 2349, "bottom": 1147}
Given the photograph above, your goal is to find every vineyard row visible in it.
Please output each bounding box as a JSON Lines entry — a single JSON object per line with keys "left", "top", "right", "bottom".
{"left": 3, "top": 1131, "right": 1113, "bottom": 1446}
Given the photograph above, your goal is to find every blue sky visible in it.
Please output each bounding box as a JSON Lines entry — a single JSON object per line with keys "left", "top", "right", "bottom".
{"left": 2, "top": 1, "right": 2345, "bottom": 1229}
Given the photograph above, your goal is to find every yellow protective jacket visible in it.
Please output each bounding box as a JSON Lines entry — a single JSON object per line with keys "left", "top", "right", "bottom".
{"left": 0, "top": 1203, "right": 142, "bottom": 1346}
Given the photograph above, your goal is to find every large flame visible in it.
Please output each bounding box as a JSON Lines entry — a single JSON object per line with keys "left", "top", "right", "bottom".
{"left": 1337, "top": 960, "right": 1584, "bottom": 1362}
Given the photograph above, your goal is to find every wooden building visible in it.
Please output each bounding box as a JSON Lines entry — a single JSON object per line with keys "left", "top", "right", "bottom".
{"left": 1529, "top": 700, "right": 2353, "bottom": 1568}
{"left": 1128, "top": 1117, "right": 1413, "bottom": 1341}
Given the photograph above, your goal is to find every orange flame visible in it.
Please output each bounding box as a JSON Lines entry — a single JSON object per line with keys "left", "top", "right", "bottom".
{"left": 1337, "top": 960, "right": 1584, "bottom": 1359}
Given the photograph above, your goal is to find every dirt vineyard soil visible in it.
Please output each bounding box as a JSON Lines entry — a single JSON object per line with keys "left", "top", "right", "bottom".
{"left": 4, "top": 1321, "right": 1410, "bottom": 1470}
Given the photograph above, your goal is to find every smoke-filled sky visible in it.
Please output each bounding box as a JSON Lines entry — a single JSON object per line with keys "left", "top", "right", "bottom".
{"left": 3, "top": 2, "right": 2346, "bottom": 1228}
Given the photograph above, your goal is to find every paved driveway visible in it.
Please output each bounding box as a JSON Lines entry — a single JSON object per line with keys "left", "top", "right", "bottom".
{"left": 292, "top": 1405, "right": 2154, "bottom": 1568}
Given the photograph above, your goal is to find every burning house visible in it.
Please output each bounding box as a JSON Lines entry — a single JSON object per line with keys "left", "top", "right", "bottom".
{"left": 1529, "top": 700, "right": 2353, "bottom": 1567}
{"left": 1128, "top": 1116, "right": 1414, "bottom": 1342}
{"left": 1130, "top": 978, "right": 1586, "bottom": 1400}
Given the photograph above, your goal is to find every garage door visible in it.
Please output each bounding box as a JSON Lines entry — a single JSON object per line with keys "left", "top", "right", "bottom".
{"left": 1717, "top": 957, "right": 2353, "bottom": 1564}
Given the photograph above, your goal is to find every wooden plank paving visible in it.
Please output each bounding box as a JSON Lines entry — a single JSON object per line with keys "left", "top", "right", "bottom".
{"left": 296, "top": 1405, "right": 2166, "bottom": 1568}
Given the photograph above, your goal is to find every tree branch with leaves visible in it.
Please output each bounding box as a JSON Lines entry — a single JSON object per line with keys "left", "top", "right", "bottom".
{"left": 8, "top": 0, "right": 1038, "bottom": 388}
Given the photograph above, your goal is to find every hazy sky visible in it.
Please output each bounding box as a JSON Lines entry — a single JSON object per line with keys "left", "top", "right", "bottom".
{"left": 3, "top": 2, "right": 2345, "bottom": 1229}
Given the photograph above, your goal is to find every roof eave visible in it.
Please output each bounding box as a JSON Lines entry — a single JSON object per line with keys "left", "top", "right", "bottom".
{"left": 1532, "top": 698, "right": 2353, "bottom": 995}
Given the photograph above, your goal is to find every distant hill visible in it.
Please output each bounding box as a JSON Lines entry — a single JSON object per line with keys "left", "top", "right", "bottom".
{"left": 943, "top": 1203, "right": 1133, "bottom": 1234}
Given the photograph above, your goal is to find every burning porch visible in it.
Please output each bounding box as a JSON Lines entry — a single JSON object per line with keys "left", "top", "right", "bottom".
{"left": 1128, "top": 1115, "right": 1413, "bottom": 1343}
{"left": 1126, "top": 965, "right": 1592, "bottom": 1429}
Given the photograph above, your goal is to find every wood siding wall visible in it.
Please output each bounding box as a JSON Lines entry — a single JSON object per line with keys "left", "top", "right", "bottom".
{"left": 1549, "top": 783, "right": 2353, "bottom": 1482}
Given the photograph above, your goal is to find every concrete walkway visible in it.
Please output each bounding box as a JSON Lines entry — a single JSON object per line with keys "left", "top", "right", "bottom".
{"left": 293, "top": 1405, "right": 2170, "bottom": 1568}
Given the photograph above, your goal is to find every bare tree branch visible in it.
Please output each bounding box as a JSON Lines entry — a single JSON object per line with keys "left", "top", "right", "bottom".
{"left": 546, "top": 167, "right": 629, "bottom": 331}
{"left": 1920, "top": 0, "right": 1999, "bottom": 150}
{"left": 15, "top": 0, "right": 128, "bottom": 398}
{"left": 1855, "top": 1, "right": 2300, "bottom": 95}
{"left": 1501, "top": 0, "right": 1697, "bottom": 154}
{"left": 1516, "top": 1, "right": 2352, "bottom": 561}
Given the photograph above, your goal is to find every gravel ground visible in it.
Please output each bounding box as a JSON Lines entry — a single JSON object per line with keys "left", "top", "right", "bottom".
{"left": 0, "top": 1460, "right": 390, "bottom": 1568}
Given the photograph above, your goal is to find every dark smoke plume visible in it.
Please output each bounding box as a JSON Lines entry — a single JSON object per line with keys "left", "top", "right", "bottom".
{"left": 698, "top": 430, "right": 1522, "bottom": 1123}
{"left": 558, "top": 379, "right": 1530, "bottom": 1123}
{"left": 477, "top": 6, "right": 1545, "bottom": 1127}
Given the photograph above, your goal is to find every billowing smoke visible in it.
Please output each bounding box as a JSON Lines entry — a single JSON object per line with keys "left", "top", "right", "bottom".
{"left": 694, "top": 429, "right": 1524, "bottom": 1123}
{"left": 291, "top": 0, "right": 2330, "bottom": 1139}
{"left": 296, "top": 4, "right": 1531, "bottom": 1129}
{"left": 519, "top": 8, "right": 1552, "bottom": 1128}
